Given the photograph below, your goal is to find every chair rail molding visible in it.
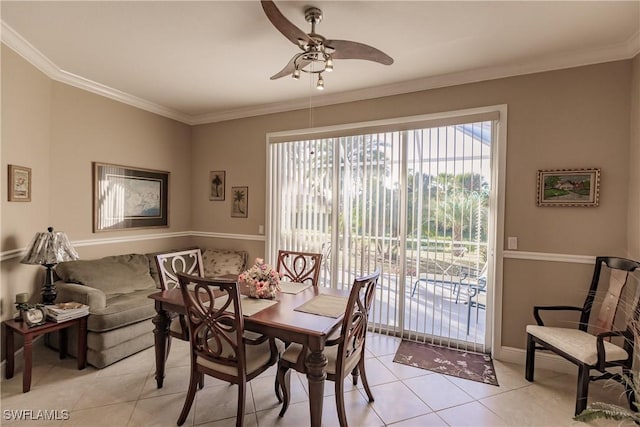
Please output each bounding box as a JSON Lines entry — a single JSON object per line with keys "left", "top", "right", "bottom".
{"left": 1, "top": 231, "right": 266, "bottom": 261}
{"left": 503, "top": 250, "right": 595, "bottom": 265}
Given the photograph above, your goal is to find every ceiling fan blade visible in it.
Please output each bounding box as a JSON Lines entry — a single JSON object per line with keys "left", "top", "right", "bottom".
{"left": 270, "top": 56, "right": 311, "bottom": 80}
{"left": 261, "top": 0, "right": 314, "bottom": 47}
{"left": 325, "top": 40, "right": 394, "bottom": 65}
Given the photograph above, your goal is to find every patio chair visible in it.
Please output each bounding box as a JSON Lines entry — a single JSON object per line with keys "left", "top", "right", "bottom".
{"left": 276, "top": 269, "right": 381, "bottom": 427}
{"left": 525, "top": 256, "right": 640, "bottom": 416}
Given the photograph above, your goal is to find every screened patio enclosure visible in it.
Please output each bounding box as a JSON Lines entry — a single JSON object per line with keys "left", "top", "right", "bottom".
{"left": 267, "top": 114, "right": 495, "bottom": 352}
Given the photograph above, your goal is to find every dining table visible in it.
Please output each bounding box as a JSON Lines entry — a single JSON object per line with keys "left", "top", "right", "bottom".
{"left": 148, "top": 280, "right": 350, "bottom": 427}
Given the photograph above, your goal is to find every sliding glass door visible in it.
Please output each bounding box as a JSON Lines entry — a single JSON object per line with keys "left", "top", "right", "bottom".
{"left": 267, "top": 112, "right": 495, "bottom": 351}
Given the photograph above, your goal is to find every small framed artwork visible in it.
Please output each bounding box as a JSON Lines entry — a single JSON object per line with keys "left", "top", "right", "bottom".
{"left": 209, "top": 171, "right": 225, "bottom": 201}
{"left": 231, "top": 186, "right": 248, "bottom": 218}
{"left": 93, "top": 162, "right": 169, "bottom": 231}
{"left": 8, "top": 164, "right": 31, "bottom": 202}
{"left": 536, "top": 168, "right": 600, "bottom": 207}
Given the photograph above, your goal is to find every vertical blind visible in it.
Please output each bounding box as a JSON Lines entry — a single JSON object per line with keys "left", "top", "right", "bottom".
{"left": 267, "top": 114, "right": 495, "bottom": 351}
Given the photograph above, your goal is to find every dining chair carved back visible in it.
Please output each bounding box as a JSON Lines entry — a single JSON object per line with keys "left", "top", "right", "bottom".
{"left": 276, "top": 250, "right": 323, "bottom": 287}
{"left": 176, "top": 272, "right": 283, "bottom": 426}
{"left": 276, "top": 269, "right": 381, "bottom": 427}
{"left": 155, "top": 249, "right": 205, "bottom": 349}
{"left": 525, "top": 256, "right": 640, "bottom": 416}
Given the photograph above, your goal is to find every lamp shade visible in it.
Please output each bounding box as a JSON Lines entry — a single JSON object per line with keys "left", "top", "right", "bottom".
{"left": 20, "top": 227, "right": 79, "bottom": 266}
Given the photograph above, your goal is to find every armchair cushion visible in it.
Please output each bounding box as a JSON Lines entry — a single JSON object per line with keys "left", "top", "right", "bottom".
{"left": 526, "top": 325, "right": 629, "bottom": 365}
{"left": 202, "top": 249, "right": 247, "bottom": 277}
{"left": 56, "top": 254, "right": 156, "bottom": 296}
{"left": 88, "top": 290, "right": 156, "bottom": 332}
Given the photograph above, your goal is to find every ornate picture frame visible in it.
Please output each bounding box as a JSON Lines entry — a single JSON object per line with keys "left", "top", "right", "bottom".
{"left": 93, "top": 162, "right": 169, "bottom": 231}
{"left": 536, "top": 168, "right": 600, "bottom": 207}
{"left": 209, "top": 171, "right": 225, "bottom": 201}
{"left": 231, "top": 186, "right": 248, "bottom": 218}
{"left": 8, "top": 164, "right": 31, "bottom": 202}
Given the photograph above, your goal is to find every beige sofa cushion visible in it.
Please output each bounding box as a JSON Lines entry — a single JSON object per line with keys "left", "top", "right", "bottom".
{"left": 56, "top": 254, "right": 156, "bottom": 296}
{"left": 202, "top": 249, "right": 247, "bottom": 277}
{"left": 88, "top": 290, "right": 156, "bottom": 332}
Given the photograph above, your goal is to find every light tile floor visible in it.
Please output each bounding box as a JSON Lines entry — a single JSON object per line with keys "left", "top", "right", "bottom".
{"left": 0, "top": 333, "right": 633, "bottom": 426}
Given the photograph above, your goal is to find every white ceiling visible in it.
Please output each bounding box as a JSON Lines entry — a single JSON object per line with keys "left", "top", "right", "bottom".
{"left": 2, "top": 1, "right": 639, "bottom": 125}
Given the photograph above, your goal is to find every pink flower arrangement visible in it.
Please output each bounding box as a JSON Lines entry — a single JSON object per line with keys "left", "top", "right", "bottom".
{"left": 238, "top": 258, "right": 282, "bottom": 299}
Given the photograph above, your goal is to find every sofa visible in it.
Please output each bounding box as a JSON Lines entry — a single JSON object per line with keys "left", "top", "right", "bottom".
{"left": 47, "top": 248, "right": 248, "bottom": 368}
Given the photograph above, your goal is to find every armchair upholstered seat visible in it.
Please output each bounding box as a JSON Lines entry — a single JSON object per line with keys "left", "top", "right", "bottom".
{"left": 525, "top": 256, "right": 640, "bottom": 416}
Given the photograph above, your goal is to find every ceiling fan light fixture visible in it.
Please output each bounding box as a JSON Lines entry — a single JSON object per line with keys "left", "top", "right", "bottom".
{"left": 293, "top": 68, "right": 301, "bottom": 79}
{"left": 325, "top": 56, "right": 333, "bottom": 72}
{"left": 316, "top": 74, "right": 324, "bottom": 90}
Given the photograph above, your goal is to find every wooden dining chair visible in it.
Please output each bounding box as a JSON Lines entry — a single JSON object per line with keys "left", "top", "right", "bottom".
{"left": 276, "top": 250, "right": 323, "bottom": 287}
{"left": 176, "top": 272, "right": 284, "bottom": 426}
{"left": 276, "top": 269, "right": 381, "bottom": 427}
{"left": 525, "top": 256, "right": 640, "bottom": 416}
{"left": 155, "top": 249, "right": 205, "bottom": 353}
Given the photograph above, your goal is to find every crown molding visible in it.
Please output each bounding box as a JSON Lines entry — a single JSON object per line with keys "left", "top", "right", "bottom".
{"left": 3, "top": 20, "right": 639, "bottom": 126}
{"left": 1, "top": 21, "right": 192, "bottom": 125}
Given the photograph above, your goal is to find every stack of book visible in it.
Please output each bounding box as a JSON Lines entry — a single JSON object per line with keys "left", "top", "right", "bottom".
{"left": 45, "top": 302, "right": 89, "bottom": 322}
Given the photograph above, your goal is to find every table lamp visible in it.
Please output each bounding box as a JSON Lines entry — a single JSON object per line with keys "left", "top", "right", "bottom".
{"left": 20, "top": 226, "right": 79, "bottom": 304}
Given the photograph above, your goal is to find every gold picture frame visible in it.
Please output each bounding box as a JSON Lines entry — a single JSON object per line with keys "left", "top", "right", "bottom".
{"left": 8, "top": 164, "right": 31, "bottom": 202}
{"left": 536, "top": 168, "right": 600, "bottom": 207}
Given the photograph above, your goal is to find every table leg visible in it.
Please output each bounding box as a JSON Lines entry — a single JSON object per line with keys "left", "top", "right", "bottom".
{"left": 22, "top": 333, "right": 33, "bottom": 393}
{"left": 152, "top": 305, "right": 171, "bottom": 388}
{"left": 59, "top": 328, "right": 68, "bottom": 359}
{"left": 5, "top": 327, "right": 14, "bottom": 379}
{"left": 77, "top": 317, "right": 87, "bottom": 370}
{"left": 305, "top": 348, "right": 328, "bottom": 427}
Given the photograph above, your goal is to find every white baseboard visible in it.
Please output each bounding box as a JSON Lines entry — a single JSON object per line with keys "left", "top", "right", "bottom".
{"left": 496, "top": 345, "right": 577, "bottom": 375}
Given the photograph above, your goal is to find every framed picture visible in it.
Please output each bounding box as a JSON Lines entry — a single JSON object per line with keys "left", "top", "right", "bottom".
{"left": 93, "top": 162, "right": 169, "bottom": 231}
{"left": 8, "top": 165, "right": 31, "bottom": 202}
{"left": 231, "top": 186, "right": 248, "bottom": 218}
{"left": 536, "top": 168, "right": 600, "bottom": 207}
{"left": 209, "top": 171, "right": 225, "bottom": 201}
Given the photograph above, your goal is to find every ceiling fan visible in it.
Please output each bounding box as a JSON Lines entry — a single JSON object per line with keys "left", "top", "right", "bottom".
{"left": 261, "top": 0, "right": 393, "bottom": 90}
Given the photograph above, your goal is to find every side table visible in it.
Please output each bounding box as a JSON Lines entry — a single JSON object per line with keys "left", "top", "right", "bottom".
{"left": 3, "top": 315, "right": 88, "bottom": 392}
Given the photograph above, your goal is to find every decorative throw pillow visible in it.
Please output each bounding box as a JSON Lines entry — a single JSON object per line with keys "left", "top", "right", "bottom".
{"left": 202, "top": 249, "right": 246, "bottom": 277}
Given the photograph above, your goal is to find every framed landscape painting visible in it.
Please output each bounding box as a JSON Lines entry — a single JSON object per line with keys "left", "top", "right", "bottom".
{"left": 536, "top": 168, "right": 600, "bottom": 207}
{"left": 209, "top": 171, "right": 225, "bottom": 201}
{"left": 231, "top": 186, "right": 248, "bottom": 218}
{"left": 93, "top": 162, "right": 169, "bottom": 231}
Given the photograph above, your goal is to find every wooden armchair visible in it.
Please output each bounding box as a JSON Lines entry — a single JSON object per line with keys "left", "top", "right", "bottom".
{"left": 525, "top": 256, "right": 640, "bottom": 415}
{"left": 276, "top": 250, "right": 322, "bottom": 287}
{"left": 176, "top": 272, "right": 283, "bottom": 426}
{"left": 276, "top": 269, "right": 381, "bottom": 427}
{"left": 154, "top": 249, "right": 204, "bottom": 350}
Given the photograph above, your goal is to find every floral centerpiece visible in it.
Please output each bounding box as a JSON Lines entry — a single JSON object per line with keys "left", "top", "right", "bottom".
{"left": 239, "top": 258, "right": 282, "bottom": 299}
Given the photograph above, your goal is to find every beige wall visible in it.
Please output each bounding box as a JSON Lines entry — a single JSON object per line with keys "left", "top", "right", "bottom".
{"left": 1, "top": 46, "right": 192, "bottom": 322}
{"left": 2, "top": 42, "right": 636, "bottom": 352}
{"left": 1, "top": 46, "right": 53, "bottom": 319}
{"left": 629, "top": 53, "right": 640, "bottom": 260}
{"left": 192, "top": 60, "right": 633, "bottom": 349}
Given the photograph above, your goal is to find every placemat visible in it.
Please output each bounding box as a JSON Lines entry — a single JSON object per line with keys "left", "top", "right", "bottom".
{"left": 278, "top": 281, "right": 312, "bottom": 294}
{"left": 294, "top": 294, "right": 348, "bottom": 318}
{"left": 212, "top": 295, "right": 278, "bottom": 317}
